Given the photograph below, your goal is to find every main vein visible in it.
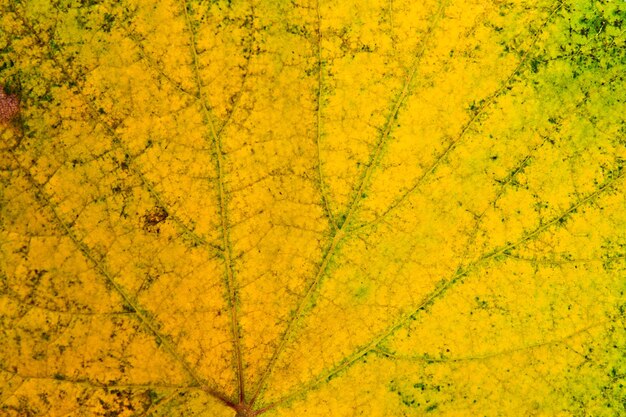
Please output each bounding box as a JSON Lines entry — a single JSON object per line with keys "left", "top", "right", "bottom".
{"left": 261, "top": 164, "right": 625, "bottom": 411}
{"left": 10, "top": 153, "right": 235, "bottom": 408}
{"left": 248, "top": 0, "right": 449, "bottom": 404}
{"left": 180, "top": 0, "right": 246, "bottom": 405}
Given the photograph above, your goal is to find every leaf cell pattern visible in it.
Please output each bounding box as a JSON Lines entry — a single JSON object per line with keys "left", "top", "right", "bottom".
{"left": 1, "top": 0, "right": 625, "bottom": 416}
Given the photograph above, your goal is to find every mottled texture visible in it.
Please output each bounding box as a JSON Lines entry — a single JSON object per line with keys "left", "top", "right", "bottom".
{"left": 0, "top": 0, "right": 625, "bottom": 416}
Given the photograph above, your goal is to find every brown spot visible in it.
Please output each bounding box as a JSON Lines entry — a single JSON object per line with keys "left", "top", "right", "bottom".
{"left": 142, "top": 206, "right": 169, "bottom": 232}
{"left": 0, "top": 87, "right": 20, "bottom": 123}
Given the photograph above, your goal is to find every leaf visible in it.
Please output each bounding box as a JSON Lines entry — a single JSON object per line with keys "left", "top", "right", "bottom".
{"left": 1, "top": 0, "right": 625, "bottom": 416}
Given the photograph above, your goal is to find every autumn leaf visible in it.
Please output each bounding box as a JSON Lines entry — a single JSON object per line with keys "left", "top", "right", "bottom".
{"left": 1, "top": 0, "right": 625, "bottom": 415}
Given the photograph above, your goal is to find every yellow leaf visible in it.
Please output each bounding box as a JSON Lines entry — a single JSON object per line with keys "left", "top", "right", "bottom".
{"left": 1, "top": 0, "right": 625, "bottom": 416}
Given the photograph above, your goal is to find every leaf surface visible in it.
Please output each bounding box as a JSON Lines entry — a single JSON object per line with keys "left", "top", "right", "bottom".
{"left": 1, "top": 0, "right": 625, "bottom": 415}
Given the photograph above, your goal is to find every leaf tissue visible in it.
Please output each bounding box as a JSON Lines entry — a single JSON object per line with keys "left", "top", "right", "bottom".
{"left": 1, "top": 0, "right": 625, "bottom": 415}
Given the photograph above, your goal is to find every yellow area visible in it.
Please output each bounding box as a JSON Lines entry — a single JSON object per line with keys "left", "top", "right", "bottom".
{"left": 0, "top": 0, "right": 625, "bottom": 416}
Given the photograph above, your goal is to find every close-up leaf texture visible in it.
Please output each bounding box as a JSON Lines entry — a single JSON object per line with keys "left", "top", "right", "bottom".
{"left": 1, "top": 0, "right": 625, "bottom": 415}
